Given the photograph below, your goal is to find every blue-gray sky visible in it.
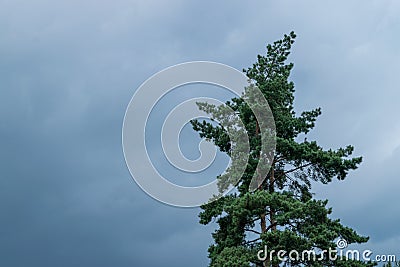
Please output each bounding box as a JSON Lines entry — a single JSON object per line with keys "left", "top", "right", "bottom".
{"left": 1, "top": 1, "right": 399, "bottom": 266}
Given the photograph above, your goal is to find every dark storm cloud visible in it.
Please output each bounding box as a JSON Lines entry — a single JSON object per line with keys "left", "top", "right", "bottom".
{"left": 1, "top": 0, "right": 399, "bottom": 266}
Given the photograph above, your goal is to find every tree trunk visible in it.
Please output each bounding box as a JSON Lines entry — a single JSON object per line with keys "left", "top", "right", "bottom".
{"left": 270, "top": 166, "right": 278, "bottom": 267}
{"left": 260, "top": 213, "right": 268, "bottom": 267}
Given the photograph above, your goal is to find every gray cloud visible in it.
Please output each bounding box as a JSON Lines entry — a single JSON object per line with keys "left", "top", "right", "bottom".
{"left": 1, "top": 0, "right": 399, "bottom": 266}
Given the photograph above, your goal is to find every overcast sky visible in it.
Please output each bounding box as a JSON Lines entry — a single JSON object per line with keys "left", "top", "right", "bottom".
{"left": 1, "top": 1, "right": 399, "bottom": 266}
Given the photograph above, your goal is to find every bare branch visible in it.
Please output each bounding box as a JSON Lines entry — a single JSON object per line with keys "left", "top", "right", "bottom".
{"left": 245, "top": 228, "right": 261, "bottom": 235}
{"left": 284, "top": 162, "right": 313, "bottom": 175}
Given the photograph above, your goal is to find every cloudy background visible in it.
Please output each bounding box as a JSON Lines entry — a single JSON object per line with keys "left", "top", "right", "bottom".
{"left": 1, "top": 0, "right": 399, "bottom": 266}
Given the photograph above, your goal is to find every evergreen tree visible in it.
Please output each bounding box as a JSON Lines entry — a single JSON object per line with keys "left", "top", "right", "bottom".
{"left": 192, "top": 32, "right": 375, "bottom": 267}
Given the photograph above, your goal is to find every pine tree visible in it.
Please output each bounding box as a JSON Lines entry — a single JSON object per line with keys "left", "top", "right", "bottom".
{"left": 192, "top": 32, "right": 375, "bottom": 267}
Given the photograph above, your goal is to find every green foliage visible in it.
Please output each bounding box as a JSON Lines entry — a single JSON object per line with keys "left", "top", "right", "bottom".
{"left": 382, "top": 262, "right": 400, "bottom": 267}
{"left": 192, "top": 32, "right": 374, "bottom": 266}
